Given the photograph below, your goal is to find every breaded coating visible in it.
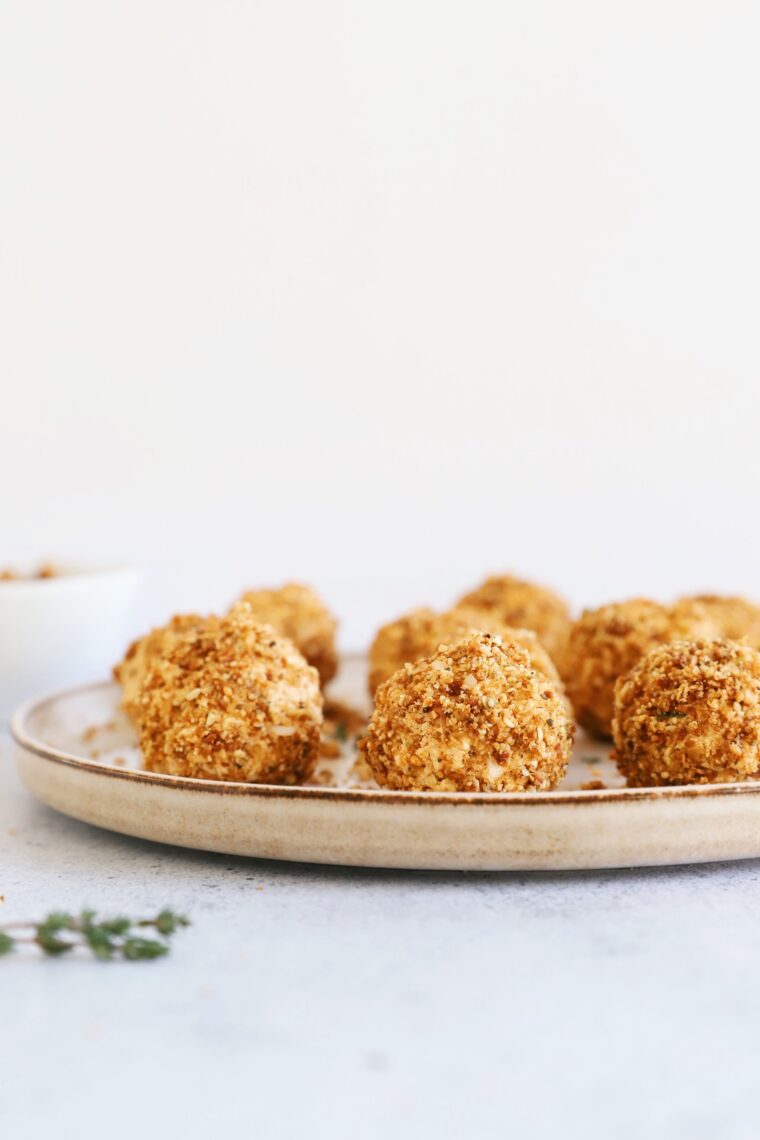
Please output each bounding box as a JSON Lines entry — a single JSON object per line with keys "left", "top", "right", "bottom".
{"left": 368, "top": 605, "right": 567, "bottom": 709}
{"left": 236, "top": 582, "right": 338, "bottom": 685}
{"left": 359, "top": 633, "right": 573, "bottom": 793}
{"left": 452, "top": 608, "right": 567, "bottom": 699}
{"left": 680, "top": 594, "right": 760, "bottom": 648}
{"left": 114, "top": 613, "right": 205, "bottom": 725}
{"left": 561, "top": 598, "right": 715, "bottom": 739}
{"left": 137, "top": 602, "right": 323, "bottom": 784}
{"left": 456, "top": 574, "right": 570, "bottom": 662}
{"left": 613, "top": 639, "right": 760, "bottom": 786}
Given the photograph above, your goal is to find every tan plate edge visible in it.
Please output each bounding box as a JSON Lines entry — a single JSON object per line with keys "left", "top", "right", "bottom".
{"left": 12, "top": 681, "right": 760, "bottom": 807}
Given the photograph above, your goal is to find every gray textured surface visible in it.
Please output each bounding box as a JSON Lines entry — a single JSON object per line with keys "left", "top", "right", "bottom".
{"left": 2, "top": 735, "right": 760, "bottom": 1140}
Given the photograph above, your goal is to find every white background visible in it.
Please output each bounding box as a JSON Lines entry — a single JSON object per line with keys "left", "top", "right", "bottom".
{"left": 4, "top": 13, "right": 760, "bottom": 1140}
{"left": 2, "top": 1, "right": 759, "bottom": 648}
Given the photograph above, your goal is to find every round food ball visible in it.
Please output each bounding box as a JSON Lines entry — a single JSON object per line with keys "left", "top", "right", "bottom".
{"left": 114, "top": 613, "right": 205, "bottom": 725}
{"left": 236, "top": 582, "right": 338, "bottom": 685}
{"left": 359, "top": 632, "right": 573, "bottom": 792}
{"left": 561, "top": 598, "right": 715, "bottom": 738}
{"left": 368, "top": 605, "right": 566, "bottom": 705}
{"left": 452, "top": 608, "right": 567, "bottom": 700}
{"left": 613, "top": 639, "right": 760, "bottom": 786}
{"left": 455, "top": 575, "right": 570, "bottom": 661}
{"left": 138, "top": 603, "right": 323, "bottom": 784}
{"left": 680, "top": 594, "right": 760, "bottom": 648}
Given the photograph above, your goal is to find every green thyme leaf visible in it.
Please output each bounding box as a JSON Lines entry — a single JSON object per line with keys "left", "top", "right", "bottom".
{"left": 83, "top": 927, "right": 115, "bottom": 960}
{"left": 122, "top": 937, "right": 169, "bottom": 961}
{"left": 1, "top": 908, "right": 189, "bottom": 961}
{"left": 152, "top": 910, "right": 190, "bottom": 936}
{"left": 98, "top": 917, "right": 132, "bottom": 936}
{"left": 36, "top": 931, "right": 75, "bottom": 956}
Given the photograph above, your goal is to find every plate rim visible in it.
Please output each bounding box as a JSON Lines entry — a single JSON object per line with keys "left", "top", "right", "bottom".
{"left": 12, "top": 679, "right": 760, "bottom": 808}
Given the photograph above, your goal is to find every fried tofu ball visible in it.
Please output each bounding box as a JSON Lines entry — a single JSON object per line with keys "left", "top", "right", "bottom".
{"left": 561, "top": 598, "right": 716, "bottom": 738}
{"left": 359, "top": 632, "right": 573, "bottom": 793}
{"left": 137, "top": 603, "right": 323, "bottom": 784}
{"left": 452, "top": 608, "right": 567, "bottom": 699}
{"left": 368, "top": 606, "right": 567, "bottom": 708}
{"left": 236, "top": 582, "right": 338, "bottom": 685}
{"left": 456, "top": 574, "right": 570, "bottom": 662}
{"left": 114, "top": 613, "right": 205, "bottom": 726}
{"left": 680, "top": 594, "right": 760, "bottom": 648}
{"left": 613, "top": 639, "right": 760, "bottom": 787}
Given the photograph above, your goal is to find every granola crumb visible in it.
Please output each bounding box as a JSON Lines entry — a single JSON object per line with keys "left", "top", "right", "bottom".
{"left": 322, "top": 699, "right": 367, "bottom": 738}
{"left": 0, "top": 562, "right": 58, "bottom": 581}
{"left": 360, "top": 632, "right": 573, "bottom": 793}
{"left": 368, "top": 606, "right": 569, "bottom": 713}
{"left": 318, "top": 738, "right": 342, "bottom": 760}
{"left": 135, "top": 602, "right": 323, "bottom": 784}
{"left": 309, "top": 766, "right": 338, "bottom": 786}
{"left": 613, "top": 638, "right": 760, "bottom": 787}
{"left": 235, "top": 582, "right": 338, "bottom": 685}
{"left": 561, "top": 598, "right": 717, "bottom": 738}
{"left": 455, "top": 574, "right": 571, "bottom": 662}
{"left": 114, "top": 613, "right": 206, "bottom": 726}
{"left": 680, "top": 594, "right": 760, "bottom": 648}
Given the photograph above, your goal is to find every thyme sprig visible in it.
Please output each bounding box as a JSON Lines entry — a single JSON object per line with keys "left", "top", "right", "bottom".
{"left": 0, "top": 908, "right": 189, "bottom": 960}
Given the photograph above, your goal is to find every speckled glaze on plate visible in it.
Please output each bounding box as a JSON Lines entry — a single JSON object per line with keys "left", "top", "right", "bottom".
{"left": 12, "top": 655, "right": 760, "bottom": 871}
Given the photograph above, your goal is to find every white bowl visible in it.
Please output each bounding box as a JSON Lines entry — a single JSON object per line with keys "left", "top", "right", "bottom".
{"left": 0, "top": 566, "right": 139, "bottom": 721}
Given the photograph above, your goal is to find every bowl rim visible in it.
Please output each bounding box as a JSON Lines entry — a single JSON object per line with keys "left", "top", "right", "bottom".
{"left": 0, "top": 565, "right": 139, "bottom": 595}
{"left": 11, "top": 678, "right": 760, "bottom": 808}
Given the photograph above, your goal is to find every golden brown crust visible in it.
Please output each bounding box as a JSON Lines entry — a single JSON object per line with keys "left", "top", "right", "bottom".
{"left": 561, "top": 598, "right": 715, "bottom": 738}
{"left": 452, "top": 608, "right": 566, "bottom": 697}
{"left": 359, "top": 632, "right": 573, "bottom": 793}
{"left": 455, "top": 575, "right": 570, "bottom": 662}
{"left": 114, "top": 613, "right": 205, "bottom": 725}
{"left": 681, "top": 594, "right": 760, "bottom": 648}
{"left": 0, "top": 562, "right": 58, "bottom": 580}
{"left": 612, "top": 639, "right": 760, "bottom": 787}
{"left": 236, "top": 582, "right": 338, "bottom": 685}
{"left": 135, "top": 603, "right": 323, "bottom": 784}
{"left": 367, "top": 606, "right": 568, "bottom": 712}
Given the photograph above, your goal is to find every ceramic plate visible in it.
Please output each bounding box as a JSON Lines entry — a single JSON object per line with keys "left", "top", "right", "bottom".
{"left": 12, "top": 655, "right": 760, "bottom": 871}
